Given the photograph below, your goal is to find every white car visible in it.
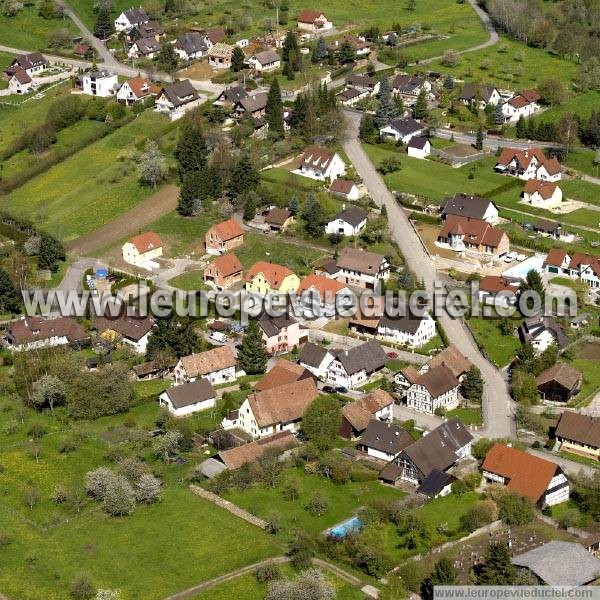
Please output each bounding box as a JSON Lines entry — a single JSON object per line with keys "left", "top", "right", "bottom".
{"left": 209, "top": 331, "right": 228, "bottom": 344}
{"left": 504, "top": 252, "right": 517, "bottom": 263}
{"left": 516, "top": 254, "right": 526, "bottom": 261}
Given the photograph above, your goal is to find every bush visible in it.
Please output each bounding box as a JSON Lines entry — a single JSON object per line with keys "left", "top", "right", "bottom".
{"left": 70, "top": 574, "right": 96, "bottom": 600}
{"left": 459, "top": 499, "right": 498, "bottom": 532}
{"left": 256, "top": 561, "right": 281, "bottom": 583}
{"left": 58, "top": 437, "right": 77, "bottom": 453}
{"left": 26, "top": 422, "right": 47, "bottom": 439}
{"left": 464, "top": 472, "right": 482, "bottom": 490}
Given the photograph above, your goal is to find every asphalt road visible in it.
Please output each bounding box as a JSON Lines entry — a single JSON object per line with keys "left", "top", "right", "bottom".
{"left": 342, "top": 110, "right": 515, "bottom": 438}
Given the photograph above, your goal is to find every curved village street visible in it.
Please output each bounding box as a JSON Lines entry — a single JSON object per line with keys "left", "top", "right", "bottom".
{"left": 342, "top": 110, "right": 515, "bottom": 438}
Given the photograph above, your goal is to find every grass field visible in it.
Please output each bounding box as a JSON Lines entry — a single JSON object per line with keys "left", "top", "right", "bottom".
{"left": 567, "top": 340, "right": 600, "bottom": 404}
{"left": 0, "top": 6, "right": 78, "bottom": 51}
{"left": 168, "top": 270, "right": 210, "bottom": 291}
{"left": 466, "top": 316, "right": 521, "bottom": 367}
{"left": 530, "top": 91, "right": 600, "bottom": 125}
{"left": 447, "top": 407, "right": 482, "bottom": 426}
{"left": 413, "top": 35, "right": 578, "bottom": 89}
{"left": 224, "top": 466, "right": 406, "bottom": 537}
{"left": 4, "top": 111, "right": 171, "bottom": 241}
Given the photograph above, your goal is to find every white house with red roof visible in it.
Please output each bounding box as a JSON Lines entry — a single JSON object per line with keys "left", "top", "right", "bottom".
{"left": 329, "top": 178, "right": 360, "bottom": 201}
{"left": 544, "top": 249, "right": 600, "bottom": 289}
{"left": 437, "top": 215, "right": 510, "bottom": 256}
{"left": 296, "top": 274, "right": 351, "bottom": 317}
{"left": 122, "top": 231, "right": 163, "bottom": 269}
{"left": 521, "top": 179, "right": 562, "bottom": 209}
{"left": 296, "top": 145, "right": 345, "bottom": 181}
{"left": 501, "top": 89, "right": 541, "bottom": 123}
{"left": 297, "top": 9, "right": 332, "bottom": 31}
{"left": 8, "top": 68, "right": 32, "bottom": 94}
{"left": 116, "top": 76, "right": 160, "bottom": 105}
{"left": 495, "top": 148, "right": 562, "bottom": 181}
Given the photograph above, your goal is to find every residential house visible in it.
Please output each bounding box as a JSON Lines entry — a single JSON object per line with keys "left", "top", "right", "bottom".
{"left": 81, "top": 70, "right": 118, "bottom": 97}
{"left": 200, "top": 28, "right": 227, "bottom": 48}
{"left": 175, "top": 346, "right": 237, "bottom": 384}
{"left": 569, "top": 253, "right": 600, "bottom": 288}
{"left": 437, "top": 215, "right": 510, "bottom": 256}
{"left": 554, "top": 411, "right": 600, "bottom": 462}
{"left": 254, "top": 359, "right": 313, "bottom": 392}
{"left": 92, "top": 312, "right": 154, "bottom": 353}
{"left": 298, "top": 342, "right": 335, "bottom": 379}
{"left": 326, "top": 340, "right": 388, "bottom": 389}
{"left": 536, "top": 362, "right": 582, "bottom": 402}
{"left": 518, "top": 314, "right": 570, "bottom": 352}
{"left": 205, "top": 218, "right": 244, "bottom": 255}
{"left": 424, "top": 345, "right": 471, "bottom": 381}
{"left": 116, "top": 76, "right": 160, "bottom": 105}
{"left": 495, "top": 148, "right": 562, "bottom": 181}
{"left": 501, "top": 89, "right": 541, "bottom": 123}
{"left": 6, "top": 317, "right": 88, "bottom": 352}
{"left": 213, "top": 84, "right": 248, "bottom": 107}
{"left": 297, "top": 10, "right": 333, "bottom": 31}
{"left": 129, "top": 20, "right": 164, "bottom": 43}
{"left": 6, "top": 52, "right": 48, "bottom": 77}
{"left": 8, "top": 69, "right": 32, "bottom": 94}
{"left": 379, "top": 117, "right": 425, "bottom": 144}
{"left": 131, "top": 359, "right": 174, "bottom": 381}
{"left": 340, "top": 389, "right": 394, "bottom": 439}
{"left": 264, "top": 207, "right": 294, "bottom": 232}
{"left": 245, "top": 262, "right": 299, "bottom": 295}
{"left": 236, "top": 378, "right": 319, "bottom": 438}
{"left": 389, "top": 418, "right": 473, "bottom": 485}
{"left": 458, "top": 83, "right": 500, "bottom": 109}
{"left": 417, "top": 469, "right": 457, "bottom": 498}
{"left": 329, "top": 178, "right": 360, "bottom": 201}
{"left": 325, "top": 206, "right": 368, "bottom": 237}
{"left": 533, "top": 219, "right": 564, "bottom": 240}
{"left": 345, "top": 74, "right": 380, "bottom": 94}
{"left": 158, "top": 378, "right": 216, "bottom": 417}
{"left": 477, "top": 275, "right": 518, "bottom": 307}
{"left": 328, "top": 36, "right": 371, "bottom": 57}
{"left": 358, "top": 420, "right": 414, "bottom": 461}
{"left": 512, "top": 541, "right": 600, "bottom": 586}
{"left": 121, "top": 231, "right": 163, "bottom": 269}
{"left": 114, "top": 7, "right": 149, "bottom": 32}
{"left": 208, "top": 43, "right": 234, "bottom": 69}
{"left": 407, "top": 137, "right": 431, "bottom": 159}
{"left": 521, "top": 180, "right": 562, "bottom": 209}
{"left": 377, "top": 311, "right": 436, "bottom": 348}
{"left": 543, "top": 248, "right": 572, "bottom": 277}
{"left": 257, "top": 313, "right": 308, "bottom": 354}
{"left": 297, "top": 145, "right": 346, "bottom": 182}
{"left": 296, "top": 274, "right": 351, "bottom": 317}
{"left": 127, "top": 36, "right": 160, "bottom": 59}
{"left": 248, "top": 49, "right": 281, "bottom": 73}
{"left": 335, "top": 247, "right": 390, "bottom": 290}
{"left": 441, "top": 193, "right": 499, "bottom": 225}
{"left": 337, "top": 86, "right": 370, "bottom": 106}
{"left": 155, "top": 79, "right": 201, "bottom": 120}
{"left": 402, "top": 364, "right": 460, "bottom": 414}
{"left": 203, "top": 253, "right": 244, "bottom": 290}
{"left": 391, "top": 74, "right": 431, "bottom": 103}
{"left": 174, "top": 32, "right": 207, "bottom": 61}
{"left": 232, "top": 92, "right": 268, "bottom": 123}
{"left": 482, "top": 443, "right": 569, "bottom": 508}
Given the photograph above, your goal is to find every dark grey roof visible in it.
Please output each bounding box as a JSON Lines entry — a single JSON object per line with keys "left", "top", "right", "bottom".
{"left": 253, "top": 49, "right": 280, "bottom": 65}
{"left": 334, "top": 340, "right": 387, "bottom": 376}
{"left": 134, "top": 36, "right": 160, "bottom": 54}
{"left": 13, "top": 52, "right": 48, "bottom": 70}
{"left": 164, "top": 378, "right": 216, "bottom": 409}
{"left": 379, "top": 462, "right": 403, "bottom": 483}
{"left": 346, "top": 73, "right": 378, "bottom": 88}
{"left": 199, "top": 457, "right": 228, "bottom": 478}
{"left": 123, "top": 7, "right": 149, "bottom": 24}
{"left": 417, "top": 468, "right": 456, "bottom": 496}
{"left": 176, "top": 32, "right": 207, "bottom": 56}
{"left": 512, "top": 541, "right": 600, "bottom": 586}
{"left": 408, "top": 136, "right": 428, "bottom": 149}
{"left": 238, "top": 92, "right": 268, "bottom": 114}
{"left": 360, "top": 420, "right": 413, "bottom": 455}
{"left": 298, "top": 342, "right": 330, "bottom": 368}
{"left": 320, "top": 259, "right": 340, "bottom": 276}
{"left": 161, "top": 79, "right": 199, "bottom": 107}
{"left": 392, "top": 74, "right": 426, "bottom": 94}
{"left": 338, "top": 87, "right": 363, "bottom": 101}
{"left": 534, "top": 218, "right": 561, "bottom": 233}
{"left": 385, "top": 117, "right": 423, "bottom": 136}
{"left": 378, "top": 311, "right": 427, "bottom": 335}
{"left": 518, "top": 315, "right": 570, "bottom": 349}
{"left": 258, "top": 313, "right": 297, "bottom": 338}
{"left": 401, "top": 417, "right": 473, "bottom": 480}
{"left": 459, "top": 82, "right": 497, "bottom": 103}
{"left": 441, "top": 193, "right": 496, "bottom": 221}
{"left": 216, "top": 85, "right": 248, "bottom": 104}
{"left": 331, "top": 205, "right": 368, "bottom": 228}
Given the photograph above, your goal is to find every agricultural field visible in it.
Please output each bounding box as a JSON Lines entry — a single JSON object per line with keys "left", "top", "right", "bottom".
{"left": 0, "top": 391, "right": 281, "bottom": 600}
{"left": 415, "top": 35, "right": 578, "bottom": 90}
{"left": 4, "top": 111, "right": 171, "bottom": 242}
{"left": 0, "top": 6, "right": 78, "bottom": 52}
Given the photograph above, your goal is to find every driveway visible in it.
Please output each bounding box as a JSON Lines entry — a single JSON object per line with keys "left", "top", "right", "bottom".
{"left": 342, "top": 110, "right": 514, "bottom": 438}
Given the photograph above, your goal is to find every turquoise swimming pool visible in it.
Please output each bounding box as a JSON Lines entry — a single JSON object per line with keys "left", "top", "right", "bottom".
{"left": 326, "top": 516, "right": 363, "bottom": 539}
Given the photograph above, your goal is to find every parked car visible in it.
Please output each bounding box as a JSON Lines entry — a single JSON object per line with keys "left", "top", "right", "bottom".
{"left": 210, "top": 331, "right": 228, "bottom": 343}
{"left": 387, "top": 351, "right": 399, "bottom": 359}
{"left": 335, "top": 386, "right": 348, "bottom": 394}
{"left": 516, "top": 254, "right": 526, "bottom": 261}
{"left": 504, "top": 252, "right": 517, "bottom": 263}
{"left": 322, "top": 385, "right": 335, "bottom": 393}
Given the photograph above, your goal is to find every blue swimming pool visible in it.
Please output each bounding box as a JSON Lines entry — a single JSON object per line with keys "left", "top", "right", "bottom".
{"left": 326, "top": 516, "right": 363, "bottom": 539}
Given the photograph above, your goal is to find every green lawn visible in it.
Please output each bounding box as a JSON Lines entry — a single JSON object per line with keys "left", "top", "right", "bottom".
{"left": 531, "top": 91, "right": 600, "bottom": 125}
{"left": 412, "top": 35, "right": 578, "bottom": 89}
{"left": 563, "top": 149, "right": 600, "bottom": 179}
{"left": 466, "top": 316, "right": 521, "bottom": 367}
{"left": 0, "top": 6, "right": 78, "bottom": 51}
{"left": 447, "top": 407, "right": 482, "bottom": 426}
{"left": 4, "top": 111, "right": 170, "bottom": 241}
{"left": 168, "top": 270, "right": 210, "bottom": 292}
{"left": 224, "top": 466, "right": 406, "bottom": 537}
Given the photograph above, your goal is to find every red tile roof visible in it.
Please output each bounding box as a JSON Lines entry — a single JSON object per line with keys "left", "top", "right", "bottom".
{"left": 497, "top": 147, "right": 547, "bottom": 169}
{"left": 245, "top": 261, "right": 295, "bottom": 288}
{"left": 208, "top": 218, "right": 244, "bottom": 242}
{"left": 297, "top": 274, "right": 346, "bottom": 297}
{"left": 543, "top": 248, "right": 569, "bottom": 268}
{"left": 211, "top": 253, "right": 243, "bottom": 277}
{"left": 438, "top": 215, "right": 506, "bottom": 249}
{"left": 479, "top": 275, "right": 517, "bottom": 295}
{"left": 127, "top": 231, "right": 162, "bottom": 253}
{"left": 523, "top": 179, "right": 558, "bottom": 199}
{"left": 329, "top": 178, "right": 355, "bottom": 195}
{"left": 482, "top": 444, "right": 561, "bottom": 504}
{"left": 126, "top": 75, "right": 160, "bottom": 98}
{"left": 297, "top": 9, "right": 326, "bottom": 23}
